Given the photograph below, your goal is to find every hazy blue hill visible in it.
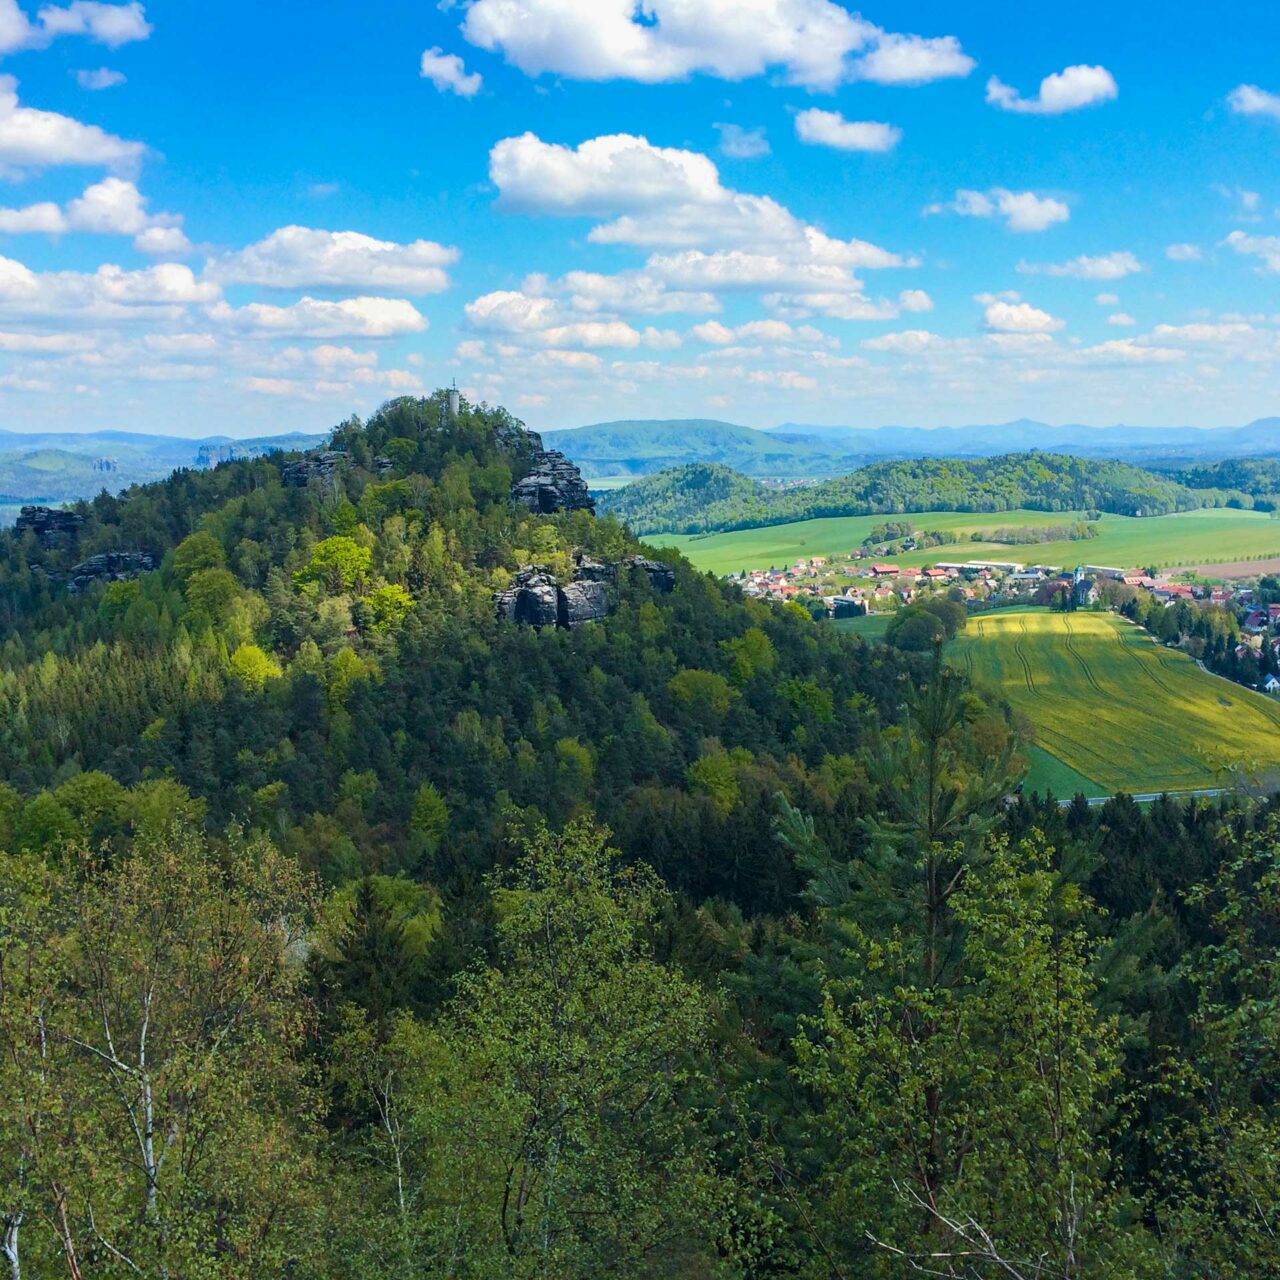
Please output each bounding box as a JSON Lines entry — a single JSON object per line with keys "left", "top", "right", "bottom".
{"left": 542, "top": 418, "right": 868, "bottom": 477}
{"left": 0, "top": 427, "right": 327, "bottom": 517}
{"left": 544, "top": 416, "right": 1280, "bottom": 485}
{"left": 770, "top": 418, "right": 1280, "bottom": 462}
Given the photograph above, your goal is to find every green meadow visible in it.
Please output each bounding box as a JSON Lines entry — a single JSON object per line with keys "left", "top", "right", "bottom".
{"left": 652, "top": 507, "right": 1280, "bottom": 578}
{"left": 948, "top": 610, "right": 1280, "bottom": 797}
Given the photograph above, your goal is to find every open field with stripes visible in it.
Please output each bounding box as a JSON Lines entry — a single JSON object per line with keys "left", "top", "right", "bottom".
{"left": 947, "top": 610, "right": 1280, "bottom": 798}
{"left": 655, "top": 507, "right": 1280, "bottom": 578}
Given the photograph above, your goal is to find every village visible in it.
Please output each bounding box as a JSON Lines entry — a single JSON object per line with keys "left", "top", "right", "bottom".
{"left": 734, "top": 551, "right": 1280, "bottom": 695}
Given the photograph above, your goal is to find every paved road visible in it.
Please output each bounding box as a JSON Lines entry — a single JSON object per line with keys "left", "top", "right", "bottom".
{"left": 1064, "top": 788, "right": 1230, "bottom": 808}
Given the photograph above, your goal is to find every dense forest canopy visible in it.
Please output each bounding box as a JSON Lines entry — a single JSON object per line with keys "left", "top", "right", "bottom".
{"left": 599, "top": 453, "right": 1249, "bottom": 535}
{"left": 2, "top": 391, "right": 1279, "bottom": 1278}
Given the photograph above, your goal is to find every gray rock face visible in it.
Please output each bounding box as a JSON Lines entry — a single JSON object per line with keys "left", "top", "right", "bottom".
{"left": 15, "top": 506, "right": 84, "bottom": 547}
{"left": 496, "top": 552, "right": 675, "bottom": 628}
{"left": 495, "top": 567, "right": 562, "bottom": 628}
{"left": 494, "top": 419, "right": 543, "bottom": 455}
{"left": 620, "top": 555, "right": 676, "bottom": 594}
{"left": 571, "top": 554, "right": 613, "bottom": 583}
{"left": 560, "top": 579, "right": 609, "bottom": 627}
{"left": 511, "top": 449, "right": 596, "bottom": 516}
{"left": 281, "top": 451, "right": 348, "bottom": 486}
{"left": 65, "top": 551, "right": 155, "bottom": 593}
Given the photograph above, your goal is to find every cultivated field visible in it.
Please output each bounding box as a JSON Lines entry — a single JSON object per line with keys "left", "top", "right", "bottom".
{"left": 653, "top": 507, "right": 1280, "bottom": 578}
{"left": 948, "top": 610, "right": 1280, "bottom": 797}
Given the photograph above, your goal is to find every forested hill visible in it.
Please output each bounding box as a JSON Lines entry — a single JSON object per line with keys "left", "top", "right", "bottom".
{"left": 0, "top": 391, "right": 943, "bottom": 916}
{"left": 4, "top": 393, "right": 1280, "bottom": 1276}
{"left": 600, "top": 452, "right": 1239, "bottom": 534}
{"left": 1170, "top": 456, "right": 1280, "bottom": 506}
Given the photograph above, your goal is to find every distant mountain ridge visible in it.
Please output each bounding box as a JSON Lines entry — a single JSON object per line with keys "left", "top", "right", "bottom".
{"left": 770, "top": 418, "right": 1280, "bottom": 463}
{"left": 0, "top": 428, "right": 327, "bottom": 518}
{"left": 545, "top": 417, "right": 1280, "bottom": 479}
{"left": 542, "top": 418, "right": 866, "bottom": 478}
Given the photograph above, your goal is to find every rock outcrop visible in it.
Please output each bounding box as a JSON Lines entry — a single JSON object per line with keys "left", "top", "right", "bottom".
{"left": 618, "top": 555, "right": 676, "bottom": 594}
{"left": 511, "top": 449, "right": 595, "bottom": 516}
{"left": 64, "top": 551, "right": 155, "bottom": 593}
{"left": 281, "top": 451, "right": 348, "bottom": 486}
{"left": 560, "top": 578, "right": 609, "bottom": 627}
{"left": 495, "top": 567, "right": 567, "bottom": 628}
{"left": 496, "top": 552, "right": 675, "bottom": 628}
{"left": 15, "top": 506, "right": 84, "bottom": 547}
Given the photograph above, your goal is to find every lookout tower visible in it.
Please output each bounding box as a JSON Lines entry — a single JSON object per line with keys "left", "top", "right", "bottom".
{"left": 440, "top": 379, "right": 461, "bottom": 428}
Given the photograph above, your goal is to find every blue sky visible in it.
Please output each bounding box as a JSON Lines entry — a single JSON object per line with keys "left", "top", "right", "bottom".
{"left": 0, "top": 0, "right": 1278, "bottom": 438}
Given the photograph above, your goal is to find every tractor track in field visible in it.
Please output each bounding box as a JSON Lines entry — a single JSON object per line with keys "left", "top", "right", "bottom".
{"left": 1114, "top": 626, "right": 1175, "bottom": 696}
{"left": 1013, "top": 619, "right": 1039, "bottom": 695}
{"left": 1062, "top": 618, "right": 1105, "bottom": 694}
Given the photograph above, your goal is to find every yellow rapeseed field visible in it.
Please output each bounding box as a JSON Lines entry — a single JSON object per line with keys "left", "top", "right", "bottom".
{"left": 949, "top": 610, "right": 1280, "bottom": 795}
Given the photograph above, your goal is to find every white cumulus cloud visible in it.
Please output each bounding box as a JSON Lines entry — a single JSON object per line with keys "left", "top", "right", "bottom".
{"left": 207, "top": 226, "right": 459, "bottom": 292}
{"left": 714, "top": 122, "right": 769, "bottom": 159}
{"left": 0, "top": 75, "right": 144, "bottom": 173}
{"left": 986, "top": 64, "right": 1118, "bottom": 115}
{"left": 1019, "top": 251, "right": 1141, "bottom": 280}
{"left": 1227, "top": 84, "right": 1280, "bottom": 121}
{"left": 74, "top": 66, "right": 126, "bottom": 90}
{"left": 212, "top": 296, "right": 427, "bottom": 338}
{"left": 1165, "top": 242, "right": 1202, "bottom": 262}
{"left": 0, "top": 177, "right": 189, "bottom": 252}
{"left": 461, "top": 0, "right": 971, "bottom": 92}
{"left": 925, "top": 186, "right": 1069, "bottom": 232}
{"left": 981, "top": 296, "right": 1064, "bottom": 333}
{"left": 794, "top": 108, "right": 901, "bottom": 153}
{"left": 1223, "top": 230, "right": 1280, "bottom": 273}
{"left": 0, "top": 0, "right": 150, "bottom": 54}
{"left": 420, "top": 47, "right": 483, "bottom": 97}
{"left": 491, "top": 132, "right": 723, "bottom": 214}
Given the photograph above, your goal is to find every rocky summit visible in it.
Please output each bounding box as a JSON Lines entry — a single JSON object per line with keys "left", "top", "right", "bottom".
{"left": 63, "top": 551, "right": 156, "bottom": 593}
{"left": 511, "top": 448, "right": 596, "bottom": 515}
{"left": 281, "top": 451, "right": 350, "bottom": 486}
{"left": 15, "top": 505, "right": 85, "bottom": 547}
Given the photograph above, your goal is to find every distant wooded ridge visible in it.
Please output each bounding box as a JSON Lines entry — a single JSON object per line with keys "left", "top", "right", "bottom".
{"left": 597, "top": 455, "right": 1277, "bottom": 536}
{"left": 542, "top": 416, "right": 1280, "bottom": 479}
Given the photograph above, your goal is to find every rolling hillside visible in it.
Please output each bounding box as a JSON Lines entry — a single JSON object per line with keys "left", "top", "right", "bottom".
{"left": 948, "top": 610, "right": 1280, "bottom": 796}
{"left": 654, "top": 507, "right": 1280, "bottom": 577}
{"left": 602, "top": 453, "right": 1238, "bottom": 535}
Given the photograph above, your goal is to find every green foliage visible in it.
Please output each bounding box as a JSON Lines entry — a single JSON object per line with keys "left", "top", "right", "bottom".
{"left": 603, "top": 452, "right": 1231, "bottom": 535}
{"left": 296, "top": 535, "right": 374, "bottom": 592}
{"left": 721, "top": 625, "right": 776, "bottom": 685}
{"left": 184, "top": 565, "right": 241, "bottom": 623}
{"left": 409, "top": 781, "right": 448, "bottom": 855}
{"left": 328, "top": 818, "right": 733, "bottom": 1279}
{"left": 229, "top": 641, "right": 283, "bottom": 690}
{"left": 173, "top": 529, "right": 226, "bottom": 580}
{"left": 686, "top": 750, "right": 741, "bottom": 815}
{"left": 363, "top": 582, "right": 413, "bottom": 633}
{"left": 669, "top": 668, "right": 736, "bottom": 721}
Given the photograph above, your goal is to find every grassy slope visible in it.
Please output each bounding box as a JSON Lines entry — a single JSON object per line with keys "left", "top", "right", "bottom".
{"left": 949, "top": 610, "right": 1280, "bottom": 794}
{"left": 831, "top": 614, "right": 893, "bottom": 639}
{"left": 653, "top": 507, "right": 1280, "bottom": 577}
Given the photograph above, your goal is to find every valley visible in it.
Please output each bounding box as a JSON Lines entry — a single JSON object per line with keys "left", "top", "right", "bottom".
{"left": 653, "top": 506, "right": 1280, "bottom": 578}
